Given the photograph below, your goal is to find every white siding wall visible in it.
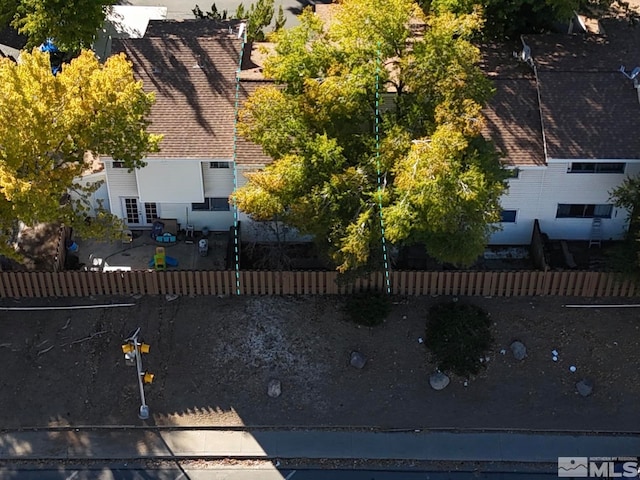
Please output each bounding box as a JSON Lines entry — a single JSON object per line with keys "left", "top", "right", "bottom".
{"left": 490, "top": 162, "right": 640, "bottom": 244}
{"left": 203, "top": 162, "right": 234, "bottom": 197}
{"left": 491, "top": 168, "right": 545, "bottom": 245}
{"left": 105, "top": 161, "right": 139, "bottom": 219}
{"left": 71, "top": 171, "right": 110, "bottom": 214}
{"left": 104, "top": 159, "right": 236, "bottom": 230}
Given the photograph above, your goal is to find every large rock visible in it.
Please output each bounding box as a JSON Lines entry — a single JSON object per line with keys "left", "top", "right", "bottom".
{"left": 350, "top": 351, "right": 367, "bottom": 369}
{"left": 510, "top": 341, "right": 527, "bottom": 361}
{"left": 267, "top": 379, "right": 281, "bottom": 398}
{"left": 429, "top": 372, "right": 450, "bottom": 390}
{"left": 576, "top": 379, "right": 594, "bottom": 397}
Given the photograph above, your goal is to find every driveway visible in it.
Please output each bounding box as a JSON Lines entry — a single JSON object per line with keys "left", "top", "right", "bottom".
{"left": 120, "top": 0, "right": 332, "bottom": 29}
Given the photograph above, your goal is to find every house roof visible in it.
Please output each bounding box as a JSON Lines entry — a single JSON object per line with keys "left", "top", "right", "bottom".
{"left": 112, "top": 29, "right": 244, "bottom": 159}
{"left": 523, "top": 20, "right": 640, "bottom": 160}
{"left": 236, "top": 80, "right": 275, "bottom": 166}
{"left": 0, "top": 27, "right": 26, "bottom": 63}
{"left": 480, "top": 44, "right": 546, "bottom": 167}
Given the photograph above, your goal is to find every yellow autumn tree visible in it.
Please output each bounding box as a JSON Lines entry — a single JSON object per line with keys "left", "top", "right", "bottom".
{"left": 0, "top": 49, "right": 161, "bottom": 259}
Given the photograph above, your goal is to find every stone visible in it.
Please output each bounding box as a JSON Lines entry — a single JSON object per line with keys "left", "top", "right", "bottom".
{"left": 510, "top": 341, "right": 527, "bottom": 361}
{"left": 576, "top": 379, "right": 593, "bottom": 397}
{"left": 429, "top": 372, "right": 450, "bottom": 390}
{"left": 267, "top": 379, "right": 281, "bottom": 398}
{"left": 350, "top": 351, "right": 367, "bottom": 369}
{"left": 165, "top": 294, "right": 179, "bottom": 302}
{"left": 132, "top": 294, "right": 143, "bottom": 300}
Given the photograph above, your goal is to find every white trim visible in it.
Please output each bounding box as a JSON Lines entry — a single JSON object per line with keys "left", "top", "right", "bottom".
{"left": 506, "top": 164, "right": 547, "bottom": 170}
{"left": 548, "top": 158, "right": 640, "bottom": 163}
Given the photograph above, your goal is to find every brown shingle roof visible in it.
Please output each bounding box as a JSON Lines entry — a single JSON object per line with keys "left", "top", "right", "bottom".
{"left": 524, "top": 22, "right": 640, "bottom": 160}
{"left": 112, "top": 33, "right": 243, "bottom": 158}
{"left": 481, "top": 44, "right": 546, "bottom": 167}
{"left": 236, "top": 80, "right": 277, "bottom": 166}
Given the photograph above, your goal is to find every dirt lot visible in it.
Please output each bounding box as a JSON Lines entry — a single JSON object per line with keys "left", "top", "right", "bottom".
{"left": 0, "top": 294, "right": 638, "bottom": 432}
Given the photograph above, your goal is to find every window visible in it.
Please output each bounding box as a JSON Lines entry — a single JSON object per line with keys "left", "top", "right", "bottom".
{"left": 500, "top": 210, "right": 517, "bottom": 223}
{"left": 123, "top": 198, "right": 140, "bottom": 224}
{"left": 506, "top": 168, "right": 520, "bottom": 179}
{"left": 144, "top": 203, "right": 158, "bottom": 224}
{"left": 191, "top": 197, "right": 230, "bottom": 211}
{"left": 556, "top": 204, "right": 612, "bottom": 218}
{"left": 209, "top": 161, "right": 230, "bottom": 169}
{"left": 112, "top": 161, "right": 125, "bottom": 168}
{"left": 568, "top": 162, "right": 625, "bottom": 174}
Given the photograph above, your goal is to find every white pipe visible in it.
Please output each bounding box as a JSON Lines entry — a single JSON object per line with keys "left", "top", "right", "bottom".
{"left": 0, "top": 303, "right": 135, "bottom": 311}
{"left": 564, "top": 304, "right": 640, "bottom": 308}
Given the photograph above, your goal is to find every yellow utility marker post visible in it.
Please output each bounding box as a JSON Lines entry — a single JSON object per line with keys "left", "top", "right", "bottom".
{"left": 122, "top": 327, "right": 154, "bottom": 420}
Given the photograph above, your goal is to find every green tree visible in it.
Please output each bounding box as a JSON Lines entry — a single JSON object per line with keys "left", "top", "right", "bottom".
{"left": 193, "top": 0, "right": 283, "bottom": 41}
{"left": 192, "top": 3, "right": 228, "bottom": 20}
{"left": 274, "top": 5, "right": 286, "bottom": 32}
{"left": 609, "top": 176, "right": 640, "bottom": 275}
{"left": 0, "top": 49, "right": 161, "bottom": 258}
{"left": 234, "top": 3, "right": 508, "bottom": 272}
{"left": 1, "top": 0, "right": 116, "bottom": 51}
{"left": 426, "top": 0, "right": 615, "bottom": 39}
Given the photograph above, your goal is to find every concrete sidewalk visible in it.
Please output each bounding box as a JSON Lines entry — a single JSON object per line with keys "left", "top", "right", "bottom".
{"left": 0, "top": 429, "right": 638, "bottom": 462}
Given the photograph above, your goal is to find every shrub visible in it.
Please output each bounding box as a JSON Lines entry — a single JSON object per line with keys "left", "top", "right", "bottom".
{"left": 425, "top": 302, "right": 493, "bottom": 377}
{"left": 344, "top": 292, "right": 391, "bottom": 327}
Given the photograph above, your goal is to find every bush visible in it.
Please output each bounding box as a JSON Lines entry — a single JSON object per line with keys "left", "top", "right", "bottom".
{"left": 425, "top": 302, "right": 493, "bottom": 377}
{"left": 344, "top": 292, "right": 391, "bottom": 327}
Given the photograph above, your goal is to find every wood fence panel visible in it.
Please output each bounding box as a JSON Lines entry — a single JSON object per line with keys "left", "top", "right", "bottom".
{"left": 200, "top": 271, "right": 211, "bottom": 295}
{"left": 611, "top": 276, "right": 621, "bottom": 297}
{"left": 0, "top": 273, "right": 9, "bottom": 297}
{"left": 263, "top": 271, "right": 272, "bottom": 295}
{"left": 1, "top": 269, "right": 639, "bottom": 298}
{"left": 0, "top": 272, "right": 12, "bottom": 298}
{"left": 7, "top": 273, "right": 19, "bottom": 297}
{"left": 594, "top": 272, "right": 606, "bottom": 297}
{"left": 456, "top": 272, "right": 467, "bottom": 296}
{"left": 213, "top": 271, "right": 222, "bottom": 295}
{"left": 34, "top": 272, "right": 45, "bottom": 297}
{"left": 16, "top": 273, "right": 29, "bottom": 298}
{"left": 24, "top": 272, "right": 35, "bottom": 297}
{"left": 472, "top": 272, "right": 480, "bottom": 295}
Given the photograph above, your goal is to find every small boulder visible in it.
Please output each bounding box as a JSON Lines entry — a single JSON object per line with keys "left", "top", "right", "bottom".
{"left": 267, "top": 379, "right": 281, "bottom": 398}
{"left": 165, "top": 294, "right": 179, "bottom": 302}
{"left": 429, "top": 372, "right": 450, "bottom": 390}
{"left": 576, "top": 379, "right": 594, "bottom": 397}
{"left": 350, "top": 351, "right": 367, "bottom": 369}
{"left": 510, "top": 341, "right": 527, "bottom": 361}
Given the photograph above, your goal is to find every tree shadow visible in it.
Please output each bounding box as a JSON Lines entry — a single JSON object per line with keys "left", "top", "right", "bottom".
{"left": 112, "top": 20, "right": 245, "bottom": 157}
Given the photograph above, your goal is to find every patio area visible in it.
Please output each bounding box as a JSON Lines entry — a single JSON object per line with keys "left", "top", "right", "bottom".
{"left": 73, "top": 230, "right": 230, "bottom": 272}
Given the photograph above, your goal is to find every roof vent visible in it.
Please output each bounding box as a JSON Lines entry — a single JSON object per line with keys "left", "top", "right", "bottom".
{"left": 194, "top": 55, "right": 205, "bottom": 69}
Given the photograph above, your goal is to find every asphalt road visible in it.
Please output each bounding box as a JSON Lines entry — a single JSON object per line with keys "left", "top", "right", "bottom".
{"left": 0, "top": 467, "right": 559, "bottom": 479}
{"left": 121, "top": 0, "right": 332, "bottom": 27}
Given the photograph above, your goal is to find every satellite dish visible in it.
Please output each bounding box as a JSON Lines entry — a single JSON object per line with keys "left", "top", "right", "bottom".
{"left": 619, "top": 65, "right": 640, "bottom": 80}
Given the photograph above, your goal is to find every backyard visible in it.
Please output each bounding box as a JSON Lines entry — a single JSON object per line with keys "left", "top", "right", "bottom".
{"left": 0, "top": 294, "right": 637, "bottom": 432}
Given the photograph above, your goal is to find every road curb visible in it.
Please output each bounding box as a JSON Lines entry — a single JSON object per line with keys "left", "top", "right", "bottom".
{"left": 0, "top": 429, "right": 638, "bottom": 462}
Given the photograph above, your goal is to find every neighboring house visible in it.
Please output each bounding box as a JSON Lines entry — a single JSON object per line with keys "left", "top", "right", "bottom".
{"left": 483, "top": 19, "right": 640, "bottom": 244}
{"left": 93, "top": 15, "right": 640, "bottom": 247}
{"left": 93, "top": 5, "right": 168, "bottom": 61}
{"left": 102, "top": 20, "right": 258, "bottom": 233}
{"left": 0, "top": 27, "right": 26, "bottom": 62}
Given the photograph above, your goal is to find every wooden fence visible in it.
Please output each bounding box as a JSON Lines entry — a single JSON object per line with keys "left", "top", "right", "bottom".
{"left": 0, "top": 270, "right": 636, "bottom": 298}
